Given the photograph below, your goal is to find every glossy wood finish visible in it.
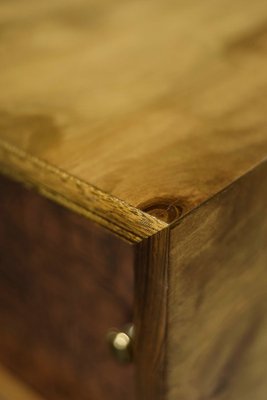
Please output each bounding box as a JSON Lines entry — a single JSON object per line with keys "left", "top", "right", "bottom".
{"left": 0, "top": 0, "right": 267, "bottom": 223}
{"left": 0, "top": 2, "right": 267, "bottom": 400}
{"left": 168, "top": 160, "right": 267, "bottom": 400}
{"left": 0, "top": 175, "right": 134, "bottom": 400}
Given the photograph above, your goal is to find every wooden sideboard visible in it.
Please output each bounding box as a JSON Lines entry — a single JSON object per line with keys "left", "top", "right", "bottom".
{"left": 0, "top": 0, "right": 267, "bottom": 399}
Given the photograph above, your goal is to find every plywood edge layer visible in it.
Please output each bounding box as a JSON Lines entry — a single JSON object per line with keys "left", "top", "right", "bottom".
{"left": 0, "top": 365, "right": 44, "bottom": 400}
{"left": 0, "top": 138, "right": 167, "bottom": 243}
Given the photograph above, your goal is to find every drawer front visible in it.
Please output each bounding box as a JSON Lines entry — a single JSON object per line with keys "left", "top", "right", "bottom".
{"left": 0, "top": 175, "right": 134, "bottom": 400}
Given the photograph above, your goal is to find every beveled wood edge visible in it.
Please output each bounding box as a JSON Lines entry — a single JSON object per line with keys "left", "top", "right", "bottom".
{"left": 0, "top": 138, "right": 167, "bottom": 243}
{"left": 1, "top": 137, "right": 266, "bottom": 243}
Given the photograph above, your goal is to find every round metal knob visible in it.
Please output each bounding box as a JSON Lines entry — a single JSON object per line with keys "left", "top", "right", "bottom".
{"left": 107, "top": 324, "right": 134, "bottom": 364}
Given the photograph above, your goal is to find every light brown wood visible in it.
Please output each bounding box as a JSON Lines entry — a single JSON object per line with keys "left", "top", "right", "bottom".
{"left": 0, "top": 0, "right": 267, "bottom": 226}
{"left": 168, "top": 160, "right": 267, "bottom": 400}
{"left": 0, "top": 365, "right": 43, "bottom": 400}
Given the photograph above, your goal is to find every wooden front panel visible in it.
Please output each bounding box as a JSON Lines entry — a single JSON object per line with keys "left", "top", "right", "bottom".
{"left": 168, "top": 161, "right": 267, "bottom": 400}
{"left": 0, "top": 175, "right": 134, "bottom": 400}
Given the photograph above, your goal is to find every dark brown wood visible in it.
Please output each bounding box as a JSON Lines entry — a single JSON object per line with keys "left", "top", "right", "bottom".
{"left": 168, "top": 160, "right": 267, "bottom": 400}
{"left": 134, "top": 226, "right": 170, "bottom": 400}
{"left": 0, "top": 175, "right": 134, "bottom": 400}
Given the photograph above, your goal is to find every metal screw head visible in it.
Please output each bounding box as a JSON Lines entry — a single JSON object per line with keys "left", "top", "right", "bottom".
{"left": 107, "top": 324, "right": 134, "bottom": 364}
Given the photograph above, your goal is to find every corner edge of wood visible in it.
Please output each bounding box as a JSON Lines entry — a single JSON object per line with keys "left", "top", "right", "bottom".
{"left": 0, "top": 138, "right": 168, "bottom": 244}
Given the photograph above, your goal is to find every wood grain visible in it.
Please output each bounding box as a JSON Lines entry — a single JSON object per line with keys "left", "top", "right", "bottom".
{"left": 134, "top": 226, "right": 170, "bottom": 400}
{"left": 0, "top": 141, "right": 166, "bottom": 243}
{"left": 0, "top": 365, "right": 44, "bottom": 400}
{"left": 0, "top": 0, "right": 267, "bottom": 224}
{"left": 0, "top": 2, "right": 267, "bottom": 399}
{"left": 168, "top": 160, "right": 267, "bottom": 400}
{"left": 0, "top": 175, "right": 134, "bottom": 400}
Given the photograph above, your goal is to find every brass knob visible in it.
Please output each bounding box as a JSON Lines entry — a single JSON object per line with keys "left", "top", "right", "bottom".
{"left": 107, "top": 324, "right": 134, "bottom": 364}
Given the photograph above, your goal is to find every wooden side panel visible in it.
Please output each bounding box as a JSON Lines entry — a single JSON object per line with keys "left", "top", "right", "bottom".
{"left": 168, "top": 161, "right": 267, "bottom": 400}
{"left": 0, "top": 175, "right": 134, "bottom": 400}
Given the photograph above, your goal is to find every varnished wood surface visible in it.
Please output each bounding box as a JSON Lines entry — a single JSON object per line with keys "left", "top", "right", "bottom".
{"left": 168, "top": 160, "right": 267, "bottom": 400}
{"left": 1, "top": 2, "right": 267, "bottom": 399}
{"left": 134, "top": 226, "right": 170, "bottom": 399}
{"left": 0, "top": 365, "right": 44, "bottom": 400}
{"left": 0, "top": 175, "right": 134, "bottom": 400}
{"left": 0, "top": 0, "right": 267, "bottom": 226}
{"left": 0, "top": 141, "right": 166, "bottom": 244}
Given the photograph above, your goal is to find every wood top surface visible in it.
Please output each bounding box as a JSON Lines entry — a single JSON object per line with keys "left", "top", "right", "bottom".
{"left": 0, "top": 0, "right": 267, "bottom": 232}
